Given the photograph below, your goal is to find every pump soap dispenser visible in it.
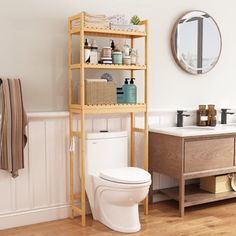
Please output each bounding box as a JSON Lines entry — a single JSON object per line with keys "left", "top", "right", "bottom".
{"left": 122, "top": 78, "right": 129, "bottom": 104}
{"left": 128, "top": 78, "right": 137, "bottom": 104}
{"left": 122, "top": 78, "right": 137, "bottom": 104}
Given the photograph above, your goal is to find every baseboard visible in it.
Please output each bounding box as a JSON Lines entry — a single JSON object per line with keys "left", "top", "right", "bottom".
{"left": 0, "top": 205, "right": 70, "bottom": 230}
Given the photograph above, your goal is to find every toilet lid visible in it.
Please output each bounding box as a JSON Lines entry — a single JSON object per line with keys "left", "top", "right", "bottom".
{"left": 99, "top": 167, "right": 151, "bottom": 184}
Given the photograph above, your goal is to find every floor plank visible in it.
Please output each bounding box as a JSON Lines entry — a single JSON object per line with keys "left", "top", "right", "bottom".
{"left": 1, "top": 199, "right": 236, "bottom": 236}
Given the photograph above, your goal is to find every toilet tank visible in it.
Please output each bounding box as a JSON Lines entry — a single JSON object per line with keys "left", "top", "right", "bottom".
{"left": 86, "top": 131, "right": 128, "bottom": 176}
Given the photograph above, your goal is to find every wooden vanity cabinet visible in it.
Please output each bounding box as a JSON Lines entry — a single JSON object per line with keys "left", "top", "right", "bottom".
{"left": 149, "top": 132, "right": 236, "bottom": 217}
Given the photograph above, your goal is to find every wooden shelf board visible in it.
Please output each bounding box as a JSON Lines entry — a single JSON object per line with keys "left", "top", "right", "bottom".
{"left": 70, "top": 27, "right": 146, "bottom": 38}
{"left": 85, "top": 64, "right": 146, "bottom": 70}
{"left": 160, "top": 184, "right": 236, "bottom": 207}
{"left": 70, "top": 103, "right": 147, "bottom": 114}
{"left": 69, "top": 63, "right": 146, "bottom": 70}
{"left": 184, "top": 167, "right": 236, "bottom": 180}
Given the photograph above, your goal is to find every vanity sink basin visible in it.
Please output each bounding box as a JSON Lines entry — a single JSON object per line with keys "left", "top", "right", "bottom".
{"left": 224, "top": 123, "right": 236, "bottom": 127}
{"left": 178, "top": 126, "right": 215, "bottom": 131}
{"left": 149, "top": 125, "right": 236, "bottom": 137}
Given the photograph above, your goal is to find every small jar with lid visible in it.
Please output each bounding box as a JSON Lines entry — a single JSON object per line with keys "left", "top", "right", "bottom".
{"left": 123, "top": 55, "right": 131, "bottom": 65}
{"left": 101, "top": 47, "right": 112, "bottom": 58}
{"left": 112, "top": 50, "right": 122, "bottom": 64}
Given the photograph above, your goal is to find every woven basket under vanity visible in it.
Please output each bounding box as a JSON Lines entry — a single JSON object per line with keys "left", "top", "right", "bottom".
{"left": 85, "top": 79, "right": 116, "bottom": 105}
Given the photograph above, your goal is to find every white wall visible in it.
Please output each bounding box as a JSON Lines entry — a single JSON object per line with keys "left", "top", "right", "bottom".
{"left": 1, "top": 0, "right": 236, "bottom": 229}
{"left": 0, "top": 0, "right": 236, "bottom": 111}
{"left": 0, "top": 111, "right": 178, "bottom": 230}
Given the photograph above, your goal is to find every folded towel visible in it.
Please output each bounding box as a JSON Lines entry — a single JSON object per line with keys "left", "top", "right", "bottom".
{"left": 85, "top": 22, "right": 109, "bottom": 29}
{"left": 85, "top": 12, "right": 108, "bottom": 20}
{"left": 85, "top": 16, "right": 108, "bottom": 22}
{"left": 0, "top": 79, "right": 28, "bottom": 177}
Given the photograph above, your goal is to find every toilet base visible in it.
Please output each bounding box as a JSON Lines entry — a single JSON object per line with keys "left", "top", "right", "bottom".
{"left": 87, "top": 175, "right": 151, "bottom": 233}
{"left": 96, "top": 201, "right": 141, "bottom": 233}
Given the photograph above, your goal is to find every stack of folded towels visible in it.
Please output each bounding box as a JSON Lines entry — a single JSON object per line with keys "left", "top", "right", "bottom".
{"left": 73, "top": 12, "right": 110, "bottom": 29}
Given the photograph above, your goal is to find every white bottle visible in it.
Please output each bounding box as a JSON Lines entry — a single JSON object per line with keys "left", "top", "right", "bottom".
{"left": 135, "top": 49, "right": 139, "bottom": 65}
{"left": 123, "top": 40, "right": 130, "bottom": 56}
{"left": 130, "top": 49, "right": 136, "bottom": 65}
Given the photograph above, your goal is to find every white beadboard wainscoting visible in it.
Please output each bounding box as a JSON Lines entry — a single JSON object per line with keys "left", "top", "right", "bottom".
{"left": 0, "top": 110, "right": 197, "bottom": 230}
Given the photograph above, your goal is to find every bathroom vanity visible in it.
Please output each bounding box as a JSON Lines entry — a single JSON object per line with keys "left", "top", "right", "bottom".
{"left": 149, "top": 125, "right": 236, "bottom": 216}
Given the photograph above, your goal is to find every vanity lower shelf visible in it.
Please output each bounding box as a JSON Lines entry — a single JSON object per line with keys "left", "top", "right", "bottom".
{"left": 160, "top": 183, "right": 236, "bottom": 207}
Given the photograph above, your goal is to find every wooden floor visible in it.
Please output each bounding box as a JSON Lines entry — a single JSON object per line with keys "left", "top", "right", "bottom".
{"left": 2, "top": 199, "right": 236, "bottom": 236}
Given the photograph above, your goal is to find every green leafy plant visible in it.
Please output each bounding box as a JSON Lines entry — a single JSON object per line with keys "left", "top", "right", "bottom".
{"left": 130, "top": 15, "right": 141, "bottom": 25}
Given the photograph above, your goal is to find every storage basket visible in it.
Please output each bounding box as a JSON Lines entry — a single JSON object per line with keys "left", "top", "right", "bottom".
{"left": 200, "top": 174, "right": 232, "bottom": 193}
{"left": 85, "top": 79, "right": 116, "bottom": 105}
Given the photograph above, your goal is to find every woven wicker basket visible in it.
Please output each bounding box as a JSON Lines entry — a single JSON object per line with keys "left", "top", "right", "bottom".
{"left": 85, "top": 79, "right": 116, "bottom": 105}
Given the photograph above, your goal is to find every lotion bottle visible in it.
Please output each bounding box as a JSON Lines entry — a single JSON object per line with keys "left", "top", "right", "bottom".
{"left": 122, "top": 78, "right": 129, "bottom": 103}
{"left": 128, "top": 78, "right": 137, "bottom": 104}
{"left": 123, "top": 78, "right": 137, "bottom": 104}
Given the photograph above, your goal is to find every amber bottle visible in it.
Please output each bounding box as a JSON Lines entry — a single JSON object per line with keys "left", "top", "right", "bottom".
{"left": 208, "top": 104, "right": 217, "bottom": 126}
{"left": 197, "top": 105, "right": 208, "bottom": 126}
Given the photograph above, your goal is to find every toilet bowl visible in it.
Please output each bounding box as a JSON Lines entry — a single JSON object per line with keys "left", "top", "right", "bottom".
{"left": 85, "top": 131, "right": 151, "bottom": 233}
{"left": 93, "top": 167, "right": 151, "bottom": 233}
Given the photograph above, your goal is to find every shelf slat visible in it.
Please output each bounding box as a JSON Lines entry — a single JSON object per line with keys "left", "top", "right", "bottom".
{"left": 184, "top": 167, "right": 236, "bottom": 180}
{"left": 70, "top": 103, "right": 146, "bottom": 114}
{"left": 69, "top": 63, "right": 146, "bottom": 70}
{"left": 160, "top": 184, "right": 236, "bottom": 208}
{"left": 85, "top": 64, "right": 146, "bottom": 70}
{"left": 70, "top": 27, "right": 146, "bottom": 38}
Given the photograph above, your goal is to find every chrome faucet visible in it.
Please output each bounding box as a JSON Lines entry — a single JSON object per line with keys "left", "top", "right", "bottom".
{"left": 177, "top": 110, "right": 190, "bottom": 127}
{"left": 221, "top": 109, "right": 234, "bottom": 124}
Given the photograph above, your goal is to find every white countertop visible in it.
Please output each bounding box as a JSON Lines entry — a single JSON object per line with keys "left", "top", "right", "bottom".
{"left": 149, "top": 124, "right": 236, "bottom": 137}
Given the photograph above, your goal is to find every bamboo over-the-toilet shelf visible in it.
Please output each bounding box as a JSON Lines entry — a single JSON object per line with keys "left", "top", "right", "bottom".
{"left": 68, "top": 11, "right": 149, "bottom": 226}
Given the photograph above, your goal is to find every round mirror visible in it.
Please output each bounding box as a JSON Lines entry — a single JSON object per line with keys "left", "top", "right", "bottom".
{"left": 171, "top": 11, "right": 222, "bottom": 75}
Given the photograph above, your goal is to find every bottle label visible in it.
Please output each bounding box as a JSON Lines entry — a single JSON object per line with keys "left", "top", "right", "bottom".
{"left": 201, "top": 116, "right": 208, "bottom": 121}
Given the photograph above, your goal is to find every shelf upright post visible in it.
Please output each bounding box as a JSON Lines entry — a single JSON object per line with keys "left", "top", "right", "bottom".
{"left": 79, "top": 11, "right": 86, "bottom": 226}
{"left": 130, "top": 37, "right": 136, "bottom": 167}
{"left": 68, "top": 15, "right": 75, "bottom": 219}
{"left": 143, "top": 20, "right": 149, "bottom": 215}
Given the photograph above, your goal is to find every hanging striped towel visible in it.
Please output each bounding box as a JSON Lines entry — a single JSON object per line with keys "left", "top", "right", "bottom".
{"left": 0, "top": 79, "right": 28, "bottom": 178}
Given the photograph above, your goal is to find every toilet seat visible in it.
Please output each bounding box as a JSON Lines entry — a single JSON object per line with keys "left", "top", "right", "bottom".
{"left": 99, "top": 167, "right": 151, "bottom": 184}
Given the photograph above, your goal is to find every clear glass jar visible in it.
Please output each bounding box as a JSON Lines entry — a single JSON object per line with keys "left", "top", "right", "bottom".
{"left": 130, "top": 49, "right": 137, "bottom": 65}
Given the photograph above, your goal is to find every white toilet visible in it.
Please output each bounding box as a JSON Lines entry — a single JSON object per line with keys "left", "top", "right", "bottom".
{"left": 85, "top": 131, "right": 151, "bottom": 233}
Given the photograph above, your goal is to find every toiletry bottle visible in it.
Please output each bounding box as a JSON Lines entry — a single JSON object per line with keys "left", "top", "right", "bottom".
{"left": 130, "top": 49, "right": 137, "bottom": 65}
{"left": 208, "top": 104, "right": 217, "bottom": 126}
{"left": 111, "top": 40, "right": 115, "bottom": 51}
{"left": 197, "top": 105, "right": 208, "bottom": 126}
{"left": 123, "top": 78, "right": 137, "bottom": 104}
{"left": 135, "top": 49, "right": 139, "bottom": 65}
{"left": 84, "top": 39, "right": 90, "bottom": 63}
{"left": 128, "top": 78, "right": 137, "bottom": 104}
{"left": 123, "top": 40, "right": 130, "bottom": 56}
{"left": 90, "top": 40, "right": 98, "bottom": 64}
{"left": 117, "top": 88, "right": 124, "bottom": 104}
{"left": 122, "top": 78, "right": 129, "bottom": 103}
